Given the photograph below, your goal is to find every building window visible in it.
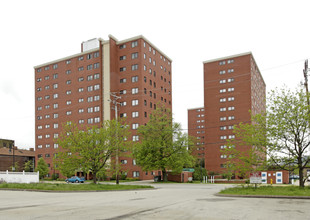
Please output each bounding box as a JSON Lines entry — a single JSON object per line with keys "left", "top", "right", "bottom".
{"left": 53, "top": 103, "right": 58, "bottom": 109}
{"left": 132, "top": 123, "right": 139, "bottom": 129}
{"left": 66, "top": 111, "right": 72, "bottom": 115}
{"left": 88, "top": 107, "right": 93, "bottom": 113}
{"left": 78, "top": 67, "right": 84, "bottom": 71}
{"left": 228, "top": 97, "right": 235, "bottom": 101}
{"left": 66, "top": 80, "right": 71, "bottom": 85}
{"left": 132, "top": 88, "right": 138, "bottom": 94}
{"left": 78, "top": 88, "right": 84, "bottom": 92}
{"left": 66, "top": 60, "right": 71, "bottom": 64}
{"left": 228, "top": 116, "right": 235, "bottom": 120}
{"left": 94, "top": 73, "right": 100, "bottom": 79}
{"left": 132, "top": 135, "right": 139, "bottom": 141}
{"left": 228, "top": 125, "right": 234, "bottom": 130}
{"left": 119, "top": 44, "right": 126, "bottom": 49}
{"left": 120, "top": 67, "right": 126, "bottom": 72}
{"left": 78, "top": 109, "right": 84, "bottom": 113}
{"left": 229, "top": 135, "right": 235, "bottom": 139}
{"left": 132, "top": 100, "right": 138, "bottom": 106}
{"left": 78, "top": 77, "right": 84, "bottom": 82}
{"left": 120, "top": 101, "right": 127, "bottom": 106}
{"left": 94, "top": 117, "right": 100, "bottom": 123}
{"left": 120, "top": 55, "right": 126, "bottom": 60}
{"left": 94, "top": 63, "right": 99, "bottom": 69}
{"left": 228, "top": 69, "right": 234, "bottom": 73}
{"left": 78, "top": 56, "right": 84, "bottom": 61}
{"left": 219, "top": 61, "right": 226, "bottom": 65}
{"left": 53, "top": 64, "right": 58, "bottom": 69}
{"left": 66, "top": 90, "right": 71, "bottom": 95}
{"left": 228, "top": 78, "right": 234, "bottom": 83}
{"left": 131, "top": 52, "right": 138, "bottom": 59}
{"left": 220, "top": 126, "right": 226, "bottom": 130}
{"left": 220, "top": 98, "right": 226, "bottom": 102}
{"left": 87, "top": 75, "right": 93, "bottom": 81}
{"left": 53, "top": 113, "right": 58, "bottom": 119}
{"left": 53, "top": 93, "right": 58, "bottom": 99}
{"left": 220, "top": 107, "right": 226, "bottom": 112}
{"left": 220, "top": 155, "right": 227, "bottom": 159}
{"left": 220, "top": 89, "right": 226, "bottom": 93}
{"left": 54, "top": 144, "right": 59, "bottom": 149}
{"left": 120, "top": 78, "right": 126, "bottom": 83}
{"left": 132, "top": 76, "right": 138, "bottom": 82}
{"left": 132, "top": 111, "right": 139, "bottom": 118}
{"left": 133, "top": 171, "right": 140, "bottom": 177}
{"left": 87, "top": 53, "right": 92, "bottom": 60}
{"left": 220, "top": 136, "right": 227, "bottom": 140}
{"left": 228, "top": 106, "right": 235, "bottom": 111}
{"left": 88, "top": 86, "right": 93, "bottom": 92}
{"left": 37, "top": 68, "right": 42, "bottom": 73}
{"left": 220, "top": 79, "right": 226, "bottom": 84}
{"left": 88, "top": 118, "right": 94, "bottom": 124}
{"left": 94, "top": 95, "right": 100, "bottom": 101}
{"left": 227, "top": 59, "right": 234, "bottom": 64}
{"left": 228, "top": 87, "right": 234, "bottom": 92}
{"left": 94, "top": 84, "right": 100, "bottom": 90}
{"left": 219, "top": 70, "right": 226, "bottom": 75}
{"left": 132, "top": 64, "right": 138, "bottom": 71}
{"left": 220, "top": 117, "right": 226, "bottom": 121}
{"left": 37, "top": 145, "right": 42, "bottom": 148}
{"left": 121, "top": 160, "right": 127, "bottom": 164}
{"left": 87, "top": 97, "right": 93, "bottom": 102}
{"left": 131, "top": 41, "right": 138, "bottom": 48}
{"left": 79, "top": 98, "right": 84, "bottom": 103}
{"left": 120, "top": 113, "right": 127, "bottom": 118}
{"left": 94, "top": 106, "right": 100, "bottom": 112}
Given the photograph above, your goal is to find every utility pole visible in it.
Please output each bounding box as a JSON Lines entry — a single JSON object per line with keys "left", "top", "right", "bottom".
{"left": 303, "top": 59, "right": 310, "bottom": 106}
{"left": 110, "top": 92, "right": 121, "bottom": 184}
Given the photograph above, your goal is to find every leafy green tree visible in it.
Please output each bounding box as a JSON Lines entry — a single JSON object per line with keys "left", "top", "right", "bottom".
{"left": 35, "top": 158, "right": 49, "bottom": 179}
{"left": 224, "top": 88, "right": 310, "bottom": 187}
{"left": 193, "top": 158, "right": 207, "bottom": 182}
{"left": 266, "top": 88, "right": 310, "bottom": 187}
{"left": 55, "top": 120, "right": 130, "bottom": 184}
{"left": 222, "top": 113, "right": 267, "bottom": 179}
{"left": 24, "top": 160, "right": 34, "bottom": 172}
{"left": 133, "top": 106, "right": 195, "bottom": 182}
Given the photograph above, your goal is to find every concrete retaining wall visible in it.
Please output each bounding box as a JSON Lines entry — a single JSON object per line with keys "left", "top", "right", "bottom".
{"left": 0, "top": 170, "right": 39, "bottom": 183}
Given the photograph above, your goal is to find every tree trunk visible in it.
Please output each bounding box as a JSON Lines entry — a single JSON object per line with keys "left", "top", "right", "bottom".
{"left": 299, "top": 167, "right": 304, "bottom": 187}
{"left": 162, "top": 169, "right": 168, "bottom": 182}
{"left": 93, "top": 171, "right": 97, "bottom": 184}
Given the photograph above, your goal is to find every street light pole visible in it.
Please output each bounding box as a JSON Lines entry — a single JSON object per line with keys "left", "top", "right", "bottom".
{"left": 110, "top": 92, "right": 121, "bottom": 184}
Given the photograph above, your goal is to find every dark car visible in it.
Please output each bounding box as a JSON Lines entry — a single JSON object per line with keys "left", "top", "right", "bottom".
{"left": 65, "top": 176, "right": 85, "bottom": 183}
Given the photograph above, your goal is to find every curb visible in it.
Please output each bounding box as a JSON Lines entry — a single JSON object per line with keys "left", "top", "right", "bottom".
{"left": 215, "top": 193, "right": 310, "bottom": 200}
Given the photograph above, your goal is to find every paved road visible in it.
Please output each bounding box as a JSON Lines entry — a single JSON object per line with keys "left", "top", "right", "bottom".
{"left": 0, "top": 182, "right": 310, "bottom": 220}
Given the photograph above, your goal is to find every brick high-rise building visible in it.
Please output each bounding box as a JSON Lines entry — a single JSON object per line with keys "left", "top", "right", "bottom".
{"left": 34, "top": 35, "right": 172, "bottom": 179}
{"left": 188, "top": 52, "right": 265, "bottom": 174}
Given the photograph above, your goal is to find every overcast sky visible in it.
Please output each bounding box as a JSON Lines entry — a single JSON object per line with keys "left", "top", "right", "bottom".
{"left": 1, "top": 0, "right": 309, "bottom": 149}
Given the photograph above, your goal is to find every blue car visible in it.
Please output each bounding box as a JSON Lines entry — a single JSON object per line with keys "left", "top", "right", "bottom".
{"left": 65, "top": 176, "right": 85, "bottom": 183}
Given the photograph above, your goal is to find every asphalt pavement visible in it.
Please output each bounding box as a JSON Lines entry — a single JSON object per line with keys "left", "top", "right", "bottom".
{"left": 1, "top": 181, "right": 310, "bottom": 220}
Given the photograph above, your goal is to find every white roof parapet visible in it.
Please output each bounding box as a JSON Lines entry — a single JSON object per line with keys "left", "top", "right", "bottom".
{"left": 203, "top": 52, "right": 252, "bottom": 64}
{"left": 187, "top": 107, "right": 205, "bottom": 111}
{"left": 115, "top": 35, "right": 172, "bottom": 62}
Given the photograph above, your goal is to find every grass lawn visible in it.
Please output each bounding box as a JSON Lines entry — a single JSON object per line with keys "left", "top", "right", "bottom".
{"left": 0, "top": 183, "right": 153, "bottom": 191}
{"left": 220, "top": 185, "right": 310, "bottom": 197}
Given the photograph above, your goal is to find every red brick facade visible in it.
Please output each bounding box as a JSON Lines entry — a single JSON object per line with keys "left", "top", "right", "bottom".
{"left": 34, "top": 35, "right": 172, "bottom": 179}
{"left": 188, "top": 53, "right": 266, "bottom": 174}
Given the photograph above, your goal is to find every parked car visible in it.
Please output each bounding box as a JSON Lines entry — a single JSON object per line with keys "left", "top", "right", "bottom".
{"left": 65, "top": 176, "right": 85, "bottom": 183}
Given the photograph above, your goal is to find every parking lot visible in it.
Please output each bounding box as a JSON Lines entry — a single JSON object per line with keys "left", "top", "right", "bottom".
{"left": 1, "top": 182, "right": 310, "bottom": 219}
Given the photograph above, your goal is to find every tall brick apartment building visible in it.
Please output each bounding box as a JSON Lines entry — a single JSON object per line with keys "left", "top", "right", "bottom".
{"left": 34, "top": 35, "right": 172, "bottom": 179}
{"left": 188, "top": 52, "right": 265, "bottom": 174}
